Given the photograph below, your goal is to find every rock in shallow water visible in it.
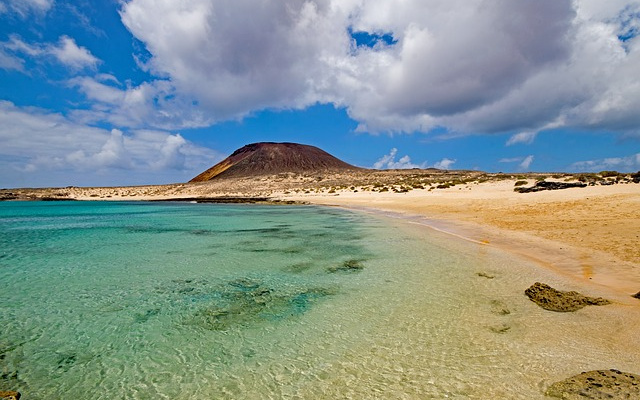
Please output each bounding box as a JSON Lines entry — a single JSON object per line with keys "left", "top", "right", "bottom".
{"left": 524, "top": 282, "right": 610, "bottom": 312}
{"left": 547, "top": 369, "right": 640, "bottom": 399}
{"left": 327, "top": 259, "right": 365, "bottom": 273}
{"left": 0, "top": 391, "right": 21, "bottom": 400}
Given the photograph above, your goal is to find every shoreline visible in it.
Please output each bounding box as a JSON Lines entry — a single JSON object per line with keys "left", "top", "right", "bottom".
{"left": 274, "top": 182, "right": 640, "bottom": 301}
{"left": 2, "top": 174, "right": 639, "bottom": 299}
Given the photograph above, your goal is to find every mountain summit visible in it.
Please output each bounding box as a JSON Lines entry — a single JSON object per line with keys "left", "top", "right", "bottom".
{"left": 190, "top": 142, "right": 359, "bottom": 182}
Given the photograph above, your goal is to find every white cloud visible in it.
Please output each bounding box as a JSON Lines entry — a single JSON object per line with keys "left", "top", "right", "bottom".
{"left": 0, "top": 48, "right": 23, "bottom": 71}
{"left": 570, "top": 153, "right": 640, "bottom": 172}
{"left": 68, "top": 76, "right": 210, "bottom": 129}
{"left": 499, "top": 155, "right": 535, "bottom": 170}
{"left": 0, "top": 101, "right": 220, "bottom": 187}
{"left": 0, "top": 0, "right": 53, "bottom": 17}
{"left": 112, "top": 0, "right": 640, "bottom": 138}
{"left": 519, "top": 155, "right": 535, "bottom": 170}
{"left": 50, "top": 35, "right": 99, "bottom": 70}
{"left": 373, "top": 148, "right": 425, "bottom": 169}
{"left": 0, "top": 34, "right": 99, "bottom": 71}
{"left": 507, "top": 131, "right": 538, "bottom": 146}
{"left": 433, "top": 158, "right": 456, "bottom": 170}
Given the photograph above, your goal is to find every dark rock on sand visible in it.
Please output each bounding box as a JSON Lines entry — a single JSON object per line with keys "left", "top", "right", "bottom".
{"left": 515, "top": 180, "right": 587, "bottom": 193}
{"left": 632, "top": 291, "right": 640, "bottom": 299}
{"left": 547, "top": 369, "right": 640, "bottom": 399}
{"left": 0, "top": 391, "right": 21, "bottom": 400}
{"left": 525, "top": 282, "right": 610, "bottom": 312}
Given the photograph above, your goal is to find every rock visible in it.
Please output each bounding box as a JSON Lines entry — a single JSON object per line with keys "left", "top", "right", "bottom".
{"left": 489, "top": 324, "right": 511, "bottom": 334}
{"left": 524, "top": 282, "right": 610, "bottom": 312}
{"left": 327, "top": 259, "right": 365, "bottom": 273}
{"left": 515, "top": 180, "right": 587, "bottom": 193}
{"left": 0, "top": 391, "right": 21, "bottom": 400}
{"left": 547, "top": 369, "right": 640, "bottom": 399}
{"left": 476, "top": 272, "right": 495, "bottom": 279}
{"left": 632, "top": 291, "right": 640, "bottom": 300}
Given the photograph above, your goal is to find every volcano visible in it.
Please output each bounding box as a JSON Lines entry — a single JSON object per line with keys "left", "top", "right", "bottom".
{"left": 190, "top": 142, "right": 359, "bottom": 182}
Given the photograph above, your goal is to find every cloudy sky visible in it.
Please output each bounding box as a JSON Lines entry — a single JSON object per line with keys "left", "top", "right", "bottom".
{"left": 1, "top": 0, "right": 639, "bottom": 188}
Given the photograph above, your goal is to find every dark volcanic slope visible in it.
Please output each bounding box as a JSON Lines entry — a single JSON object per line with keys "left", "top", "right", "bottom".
{"left": 190, "top": 142, "right": 360, "bottom": 182}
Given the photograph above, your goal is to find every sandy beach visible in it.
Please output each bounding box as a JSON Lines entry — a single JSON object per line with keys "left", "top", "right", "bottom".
{"left": 277, "top": 181, "right": 640, "bottom": 298}
{"left": 2, "top": 173, "right": 640, "bottom": 297}
{"left": 3, "top": 173, "right": 640, "bottom": 398}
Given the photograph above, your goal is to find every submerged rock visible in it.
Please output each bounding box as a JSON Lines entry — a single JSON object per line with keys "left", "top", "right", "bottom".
{"left": 547, "top": 369, "right": 640, "bottom": 399}
{"left": 184, "top": 280, "right": 337, "bottom": 331}
{"left": 524, "top": 282, "right": 610, "bottom": 312}
{"left": 327, "top": 259, "right": 365, "bottom": 273}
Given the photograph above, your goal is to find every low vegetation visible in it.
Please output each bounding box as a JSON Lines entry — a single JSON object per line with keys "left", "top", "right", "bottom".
{"left": 2, "top": 169, "right": 639, "bottom": 201}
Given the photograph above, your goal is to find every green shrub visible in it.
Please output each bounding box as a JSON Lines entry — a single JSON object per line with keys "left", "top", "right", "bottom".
{"left": 599, "top": 170, "right": 620, "bottom": 178}
{"left": 514, "top": 180, "right": 528, "bottom": 187}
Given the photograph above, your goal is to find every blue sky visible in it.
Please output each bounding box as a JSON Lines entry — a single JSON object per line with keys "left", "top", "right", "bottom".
{"left": 1, "top": 0, "right": 639, "bottom": 188}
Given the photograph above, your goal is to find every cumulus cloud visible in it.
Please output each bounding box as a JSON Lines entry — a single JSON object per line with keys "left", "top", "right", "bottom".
{"left": 433, "top": 158, "right": 456, "bottom": 170}
{"left": 373, "top": 148, "right": 425, "bottom": 169}
{"left": 49, "top": 35, "right": 100, "bottom": 70}
{"left": 0, "top": 101, "right": 220, "bottom": 187}
{"left": 570, "top": 153, "right": 640, "bottom": 172}
{"left": 112, "top": 0, "right": 640, "bottom": 138}
{"left": 67, "top": 76, "right": 210, "bottom": 130}
{"left": 1, "top": 34, "right": 99, "bottom": 71}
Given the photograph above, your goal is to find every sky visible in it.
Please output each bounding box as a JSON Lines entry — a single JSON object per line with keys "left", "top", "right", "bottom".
{"left": 1, "top": 0, "right": 639, "bottom": 188}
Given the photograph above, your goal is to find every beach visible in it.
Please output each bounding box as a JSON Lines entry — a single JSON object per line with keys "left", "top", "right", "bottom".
{"left": 2, "top": 174, "right": 639, "bottom": 297}
{"left": 2, "top": 176, "right": 640, "bottom": 398}
{"left": 277, "top": 180, "right": 640, "bottom": 298}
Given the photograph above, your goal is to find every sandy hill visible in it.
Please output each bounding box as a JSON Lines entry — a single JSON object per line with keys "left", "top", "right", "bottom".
{"left": 190, "top": 142, "right": 360, "bottom": 182}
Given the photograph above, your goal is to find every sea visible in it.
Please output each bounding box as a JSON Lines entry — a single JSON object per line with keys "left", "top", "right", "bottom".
{"left": 0, "top": 201, "right": 638, "bottom": 399}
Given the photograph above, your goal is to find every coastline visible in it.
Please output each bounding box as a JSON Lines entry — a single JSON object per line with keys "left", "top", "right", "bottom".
{"left": 3, "top": 178, "right": 640, "bottom": 397}
{"left": 275, "top": 181, "right": 640, "bottom": 300}
{"left": 2, "top": 175, "right": 639, "bottom": 298}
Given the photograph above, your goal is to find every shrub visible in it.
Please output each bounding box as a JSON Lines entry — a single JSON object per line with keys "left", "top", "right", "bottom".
{"left": 599, "top": 170, "right": 620, "bottom": 178}
{"left": 514, "top": 180, "right": 528, "bottom": 187}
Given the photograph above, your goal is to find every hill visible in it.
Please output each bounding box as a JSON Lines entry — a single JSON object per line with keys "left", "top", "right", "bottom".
{"left": 190, "top": 142, "right": 359, "bottom": 182}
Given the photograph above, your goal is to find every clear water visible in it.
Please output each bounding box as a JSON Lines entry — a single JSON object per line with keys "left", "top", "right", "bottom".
{"left": 1, "top": 202, "right": 638, "bottom": 399}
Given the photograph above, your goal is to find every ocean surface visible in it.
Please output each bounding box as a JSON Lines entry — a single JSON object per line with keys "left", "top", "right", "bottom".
{"left": 0, "top": 201, "right": 638, "bottom": 399}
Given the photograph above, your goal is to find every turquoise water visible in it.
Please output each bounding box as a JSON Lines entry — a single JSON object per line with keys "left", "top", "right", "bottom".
{"left": 1, "top": 201, "right": 639, "bottom": 399}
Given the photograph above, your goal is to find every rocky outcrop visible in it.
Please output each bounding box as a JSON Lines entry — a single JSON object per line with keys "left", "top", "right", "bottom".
{"left": 0, "top": 391, "right": 21, "bottom": 400}
{"left": 524, "top": 282, "right": 610, "bottom": 312}
{"left": 547, "top": 369, "right": 640, "bottom": 399}
{"left": 515, "top": 180, "right": 587, "bottom": 193}
{"left": 632, "top": 291, "right": 640, "bottom": 299}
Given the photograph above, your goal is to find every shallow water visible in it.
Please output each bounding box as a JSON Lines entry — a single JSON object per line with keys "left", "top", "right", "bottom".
{"left": 0, "top": 201, "right": 638, "bottom": 399}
